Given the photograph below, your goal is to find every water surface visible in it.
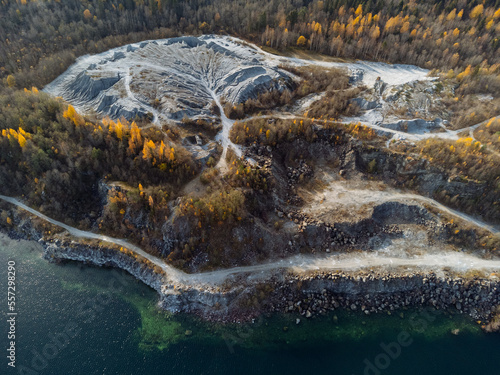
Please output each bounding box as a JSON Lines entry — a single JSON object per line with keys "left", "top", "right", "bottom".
{"left": 1, "top": 234, "right": 499, "bottom": 375}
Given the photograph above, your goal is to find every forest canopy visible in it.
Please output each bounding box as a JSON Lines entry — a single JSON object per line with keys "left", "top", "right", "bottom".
{"left": 0, "top": 0, "right": 500, "bottom": 93}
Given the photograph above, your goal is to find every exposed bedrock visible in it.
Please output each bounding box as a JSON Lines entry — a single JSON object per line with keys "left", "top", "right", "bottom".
{"left": 37, "top": 237, "right": 500, "bottom": 329}
{"left": 42, "top": 240, "right": 165, "bottom": 293}
{"left": 277, "top": 273, "right": 500, "bottom": 327}
{"left": 2, "top": 215, "right": 499, "bottom": 329}
{"left": 355, "top": 145, "right": 487, "bottom": 199}
{"left": 158, "top": 287, "right": 240, "bottom": 316}
{"left": 372, "top": 202, "right": 435, "bottom": 226}
{"left": 379, "top": 118, "right": 443, "bottom": 134}
{"left": 373, "top": 77, "right": 386, "bottom": 95}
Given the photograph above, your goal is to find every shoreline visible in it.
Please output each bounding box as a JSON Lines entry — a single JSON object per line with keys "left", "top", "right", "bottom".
{"left": 7, "top": 229, "right": 500, "bottom": 332}
{"left": 1, "top": 200, "right": 499, "bottom": 331}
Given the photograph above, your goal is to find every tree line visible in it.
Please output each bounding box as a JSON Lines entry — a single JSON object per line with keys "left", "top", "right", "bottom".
{"left": 0, "top": 88, "right": 198, "bottom": 226}
{"left": 1, "top": 0, "right": 500, "bottom": 93}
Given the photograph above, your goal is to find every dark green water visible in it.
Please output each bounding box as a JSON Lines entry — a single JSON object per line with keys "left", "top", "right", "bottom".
{"left": 1, "top": 234, "right": 500, "bottom": 375}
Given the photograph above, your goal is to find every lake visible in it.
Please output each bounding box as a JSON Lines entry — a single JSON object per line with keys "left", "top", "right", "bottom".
{"left": 1, "top": 234, "right": 499, "bottom": 375}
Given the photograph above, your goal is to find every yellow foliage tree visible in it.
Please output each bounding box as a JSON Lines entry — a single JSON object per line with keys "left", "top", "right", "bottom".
{"left": 384, "top": 16, "right": 401, "bottom": 33}
{"left": 115, "top": 120, "right": 124, "bottom": 140}
{"left": 296, "top": 35, "right": 307, "bottom": 47}
{"left": 128, "top": 122, "right": 142, "bottom": 154}
{"left": 446, "top": 9, "right": 456, "bottom": 21}
{"left": 457, "top": 65, "right": 472, "bottom": 80}
{"left": 83, "top": 9, "right": 92, "bottom": 19}
{"left": 331, "top": 20, "right": 341, "bottom": 35}
{"left": 400, "top": 21, "right": 410, "bottom": 34}
{"left": 470, "top": 4, "right": 484, "bottom": 19}
{"left": 313, "top": 22, "right": 322, "bottom": 34}
{"left": 158, "top": 140, "right": 166, "bottom": 160}
{"left": 142, "top": 139, "right": 156, "bottom": 161}
{"left": 355, "top": 4, "right": 363, "bottom": 16}
{"left": 18, "top": 134, "right": 26, "bottom": 148}
{"left": 457, "top": 65, "right": 472, "bottom": 81}
{"left": 6, "top": 75, "right": 15, "bottom": 88}
{"left": 371, "top": 25, "right": 381, "bottom": 39}
{"left": 63, "top": 104, "right": 84, "bottom": 126}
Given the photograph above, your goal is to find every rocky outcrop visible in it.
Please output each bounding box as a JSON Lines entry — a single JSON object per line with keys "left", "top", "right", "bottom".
{"left": 41, "top": 239, "right": 165, "bottom": 293}
{"left": 275, "top": 272, "right": 500, "bottom": 325}
{"left": 374, "top": 77, "right": 386, "bottom": 95}
{"left": 350, "top": 97, "right": 381, "bottom": 110}
{"left": 379, "top": 118, "right": 443, "bottom": 134}
{"left": 372, "top": 201, "right": 435, "bottom": 226}
{"left": 356, "top": 145, "right": 487, "bottom": 200}
{"left": 2, "top": 221, "right": 499, "bottom": 330}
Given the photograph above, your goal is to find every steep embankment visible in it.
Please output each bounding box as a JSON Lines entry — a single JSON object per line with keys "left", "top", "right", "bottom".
{"left": 2, "top": 194, "right": 500, "bottom": 286}
{"left": 2, "top": 194, "right": 500, "bottom": 327}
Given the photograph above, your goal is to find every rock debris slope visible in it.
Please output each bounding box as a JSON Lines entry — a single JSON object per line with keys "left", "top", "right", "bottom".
{"left": 44, "top": 35, "right": 432, "bottom": 125}
{"left": 44, "top": 36, "right": 294, "bottom": 124}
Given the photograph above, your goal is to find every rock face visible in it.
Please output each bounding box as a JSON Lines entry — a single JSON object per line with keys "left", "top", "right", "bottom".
{"left": 43, "top": 35, "right": 294, "bottom": 122}
{"left": 372, "top": 202, "right": 434, "bottom": 225}
{"left": 42, "top": 240, "right": 165, "bottom": 293}
{"left": 1, "top": 221, "right": 498, "bottom": 330}
{"left": 277, "top": 272, "right": 500, "bottom": 325}
{"left": 38, "top": 239, "right": 500, "bottom": 329}
{"left": 356, "top": 144, "right": 487, "bottom": 200}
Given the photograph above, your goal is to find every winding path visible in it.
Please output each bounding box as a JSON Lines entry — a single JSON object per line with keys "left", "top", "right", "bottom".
{"left": 208, "top": 90, "right": 243, "bottom": 170}
{"left": 2, "top": 194, "right": 500, "bottom": 289}
{"left": 304, "top": 181, "right": 499, "bottom": 236}
{"left": 0, "top": 194, "right": 186, "bottom": 280}
{"left": 400, "top": 193, "right": 499, "bottom": 235}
